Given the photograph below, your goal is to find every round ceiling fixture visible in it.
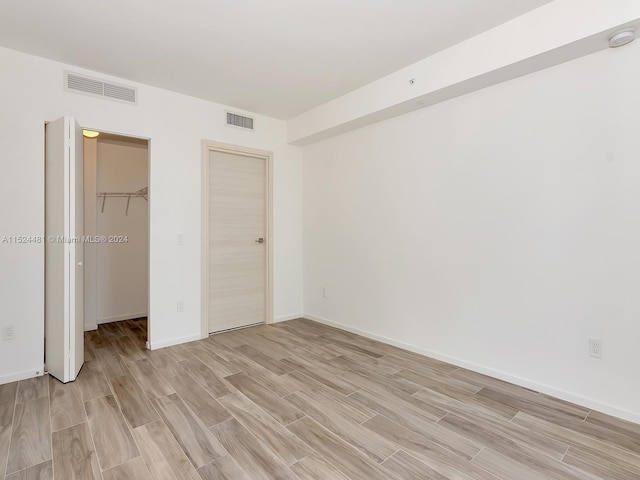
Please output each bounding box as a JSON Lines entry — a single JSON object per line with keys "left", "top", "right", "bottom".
{"left": 82, "top": 130, "right": 100, "bottom": 138}
{"left": 609, "top": 29, "right": 636, "bottom": 48}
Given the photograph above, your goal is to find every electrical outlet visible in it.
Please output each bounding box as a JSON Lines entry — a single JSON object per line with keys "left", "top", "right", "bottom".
{"left": 322, "top": 286, "right": 327, "bottom": 298}
{"left": 177, "top": 300, "right": 184, "bottom": 313}
{"left": 3, "top": 324, "right": 15, "bottom": 340}
{"left": 177, "top": 233, "right": 184, "bottom": 246}
{"left": 589, "top": 338, "right": 602, "bottom": 358}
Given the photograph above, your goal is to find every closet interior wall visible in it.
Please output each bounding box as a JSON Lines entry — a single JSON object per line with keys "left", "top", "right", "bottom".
{"left": 84, "top": 135, "right": 149, "bottom": 330}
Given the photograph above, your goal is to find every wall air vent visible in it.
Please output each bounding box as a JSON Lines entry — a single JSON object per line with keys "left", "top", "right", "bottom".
{"left": 226, "top": 112, "right": 254, "bottom": 131}
{"left": 65, "top": 71, "right": 138, "bottom": 105}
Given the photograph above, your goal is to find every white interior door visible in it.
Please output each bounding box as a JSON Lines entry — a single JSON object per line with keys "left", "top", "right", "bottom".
{"left": 45, "top": 116, "right": 84, "bottom": 382}
{"left": 209, "top": 150, "right": 265, "bottom": 333}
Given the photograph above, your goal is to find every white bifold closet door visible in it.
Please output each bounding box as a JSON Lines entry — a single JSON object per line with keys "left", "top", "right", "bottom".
{"left": 45, "top": 116, "right": 84, "bottom": 382}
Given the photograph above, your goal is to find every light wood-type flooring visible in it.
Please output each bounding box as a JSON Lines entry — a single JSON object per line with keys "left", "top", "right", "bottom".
{"left": 1, "top": 317, "right": 639, "bottom": 479}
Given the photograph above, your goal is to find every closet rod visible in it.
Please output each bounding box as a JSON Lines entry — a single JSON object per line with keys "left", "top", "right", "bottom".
{"left": 97, "top": 188, "right": 148, "bottom": 214}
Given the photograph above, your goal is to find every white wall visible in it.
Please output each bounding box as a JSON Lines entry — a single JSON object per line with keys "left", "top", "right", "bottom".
{"left": 303, "top": 41, "right": 640, "bottom": 422}
{"left": 96, "top": 138, "right": 149, "bottom": 324}
{"left": 0, "top": 46, "right": 303, "bottom": 383}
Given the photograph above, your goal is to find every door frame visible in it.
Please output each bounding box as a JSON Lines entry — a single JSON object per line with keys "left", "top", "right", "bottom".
{"left": 80, "top": 127, "right": 151, "bottom": 347}
{"left": 200, "top": 140, "right": 274, "bottom": 338}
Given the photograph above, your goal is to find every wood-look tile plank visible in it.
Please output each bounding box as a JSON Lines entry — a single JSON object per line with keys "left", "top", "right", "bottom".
{"left": 210, "top": 418, "right": 298, "bottom": 480}
{"left": 349, "top": 389, "right": 445, "bottom": 436}
{"left": 290, "top": 452, "right": 350, "bottom": 480}
{"left": 341, "top": 370, "right": 447, "bottom": 422}
{"left": 396, "top": 368, "right": 482, "bottom": 395}
{"left": 6, "top": 397, "right": 51, "bottom": 475}
{"left": 284, "top": 390, "right": 397, "bottom": 463}
{"left": 87, "top": 332, "right": 112, "bottom": 350}
{"left": 1, "top": 423, "right": 13, "bottom": 479}
{"left": 15, "top": 377, "right": 48, "bottom": 404}
{"left": 477, "top": 387, "right": 589, "bottom": 423}
{"left": 5, "top": 460, "right": 53, "bottom": 480}
{"left": 344, "top": 364, "right": 422, "bottom": 395}
{"left": 49, "top": 376, "right": 86, "bottom": 432}
{"left": 76, "top": 360, "right": 111, "bottom": 402}
{"left": 0, "top": 382, "right": 18, "bottom": 405}
{"left": 84, "top": 339, "right": 96, "bottom": 362}
{"left": 126, "top": 358, "right": 175, "bottom": 400}
{"left": 85, "top": 394, "right": 139, "bottom": 471}
{"left": 363, "top": 414, "right": 500, "bottom": 480}
{"left": 378, "top": 352, "right": 459, "bottom": 375}
{"left": 109, "top": 375, "right": 159, "bottom": 428}
{"left": 409, "top": 377, "right": 519, "bottom": 420}
{"left": 1, "top": 389, "right": 16, "bottom": 479}
{"left": 111, "top": 336, "right": 146, "bottom": 361}
{"left": 382, "top": 450, "right": 454, "bottom": 480}
{"left": 233, "top": 331, "right": 292, "bottom": 360}
{"left": 322, "top": 337, "right": 384, "bottom": 359}
{"left": 151, "top": 393, "right": 225, "bottom": 468}
{"left": 197, "top": 455, "right": 250, "bottom": 480}
{"left": 163, "top": 343, "right": 193, "bottom": 362}
{"left": 326, "top": 353, "right": 400, "bottom": 376}
{"left": 231, "top": 356, "right": 300, "bottom": 397}
{"left": 282, "top": 356, "right": 360, "bottom": 395}
{"left": 472, "top": 448, "right": 549, "bottom": 480}
{"left": 224, "top": 373, "right": 304, "bottom": 425}
{"left": 177, "top": 358, "right": 233, "bottom": 398}
{"left": 234, "top": 344, "right": 294, "bottom": 375}
{"left": 218, "top": 392, "right": 310, "bottom": 465}
{"left": 94, "top": 346, "right": 129, "bottom": 379}
{"left": 145, "top": 348, "right": 183, "bottom": 378}
{"left": 51, "top": 423, "right": 101, "bottom": 479}
{"left": 191, "top": 344, "right": 241, "bottom": 377}
{"left": 167, "top": 374, "right": 231, "bottom": 428}
{"left": 562, "top": 446, "right": 640, "bottom": 480}
{"left": 339, "top": 391, "right": 483, "bottom": 462}
{"left": 125, "top": 324, "right": 147, "bottom": 344}
{"left": 288, "top": 371, "right": 374, "bottom": 423}
{"left": 585, "top": 410, "right": 640, "bottom": 445}
{"left": 437, "top": 413, "right": 588, "bottom": 479}
{"left": 412, "top": 386, "right": 512, "bottom": 427}
{"left": 512, "top": 412, "right": 640, "bottom": 475}
{"left": 450, "top": 368, "right": 541, "bottom": 397}
{"left": 132, "top": 420, "right": 201, "bottom": 480}
{"left": 209, "top": 330, "right": 247, "bottom": 349}
{"left": 287, "top": 416, "right": 398, "bottom": 480}
{"left": 431, "top": 397, "right": 568, "bottom": 461}
{"left": 482, "top": 388, "right": 639, "bottom": 453}
{"left": 261, "top": 328, "right": 339, "bottom": 360}
{"left": 201, "top": 337, "right": 243, "bottom": 363}
{"left": 99, "top": 322, "right": 126, "bottom": 340}
{"left": 102, "top": 457, "right": 152, "bottom": 480}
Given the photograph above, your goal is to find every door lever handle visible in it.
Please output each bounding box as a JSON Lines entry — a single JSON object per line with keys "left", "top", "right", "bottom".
{"left": 255, "top": 238, "right": 264, "bottom": 244}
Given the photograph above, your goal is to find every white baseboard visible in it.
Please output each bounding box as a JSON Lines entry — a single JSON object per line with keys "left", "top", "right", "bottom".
{"left": 84, "top": 323, "right": 98, "bottom": 332}
{"left": 304, "top": 313, "right": 640, "bottom": 425}
{"left": 0, "top": 367, "right": 45, "bottom": 385}
{"left": 99, "top": 312, "right": 147, "bottom": 324}
{"left": 272, "top": 313, "right": 304, "bottom": 323}
{"left": 149, "top": 333, "right": 201, "bottom": 350}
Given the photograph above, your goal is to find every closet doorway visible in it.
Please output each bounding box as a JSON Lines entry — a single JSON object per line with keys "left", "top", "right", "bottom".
{"left": 83, "top": 131, "right": 150, "bottom": 350}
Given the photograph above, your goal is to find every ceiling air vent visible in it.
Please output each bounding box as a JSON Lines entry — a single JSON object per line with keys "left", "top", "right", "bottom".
{"left": 65, "top": 71, "right": 138, "bottom": 105}
{"left": 226, "top": 112, "right": 254, "bottom": 131}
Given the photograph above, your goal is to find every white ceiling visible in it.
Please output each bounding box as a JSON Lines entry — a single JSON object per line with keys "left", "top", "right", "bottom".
{"left": 0, "top": 0, "right": 552, "bottom": 119}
